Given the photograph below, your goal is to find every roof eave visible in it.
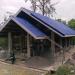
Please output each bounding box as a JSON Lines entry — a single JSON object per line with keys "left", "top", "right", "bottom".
{"left": 12, "top": 8, "right": 75, "bottom": 38}
{"left": 21, "top": 9, "right": 65, "bottom": 37}
{"left": 11, "top": 17, "right": 47, "bottom": 39}
{"left": 64, "top": 35, "right": 75, "bottom": 37}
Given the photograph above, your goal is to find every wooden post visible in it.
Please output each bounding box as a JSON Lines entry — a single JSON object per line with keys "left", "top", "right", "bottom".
{"left": 27, "top": 34, "right": 31, "bottom": 58}
{"left": 51, "top": 31, "right": 55, "bottom": 57}
{"left": 8, "top": 32, "right": 12, "bottom": 56}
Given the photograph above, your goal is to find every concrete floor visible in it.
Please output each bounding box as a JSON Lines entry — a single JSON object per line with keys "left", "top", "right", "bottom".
{"left": 16, "top": 56, "right": 52, "bottom": 71}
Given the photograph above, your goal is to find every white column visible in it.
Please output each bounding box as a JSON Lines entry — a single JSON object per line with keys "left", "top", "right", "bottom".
{"left": 8, "top": 32, "right": 12, "bottom": 56}
{"left": 27, "top": 34, "right": 31, "bottom": 58}
{"left": 51, "top": 31, "right": 55, "bottom": 57}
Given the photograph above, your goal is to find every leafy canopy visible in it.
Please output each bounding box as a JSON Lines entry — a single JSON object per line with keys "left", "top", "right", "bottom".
{"left": 24, "top": 0, "right": 56, "bottom": 17}
{"left": 68, "top": 19, "right": 75, "bottom": 29}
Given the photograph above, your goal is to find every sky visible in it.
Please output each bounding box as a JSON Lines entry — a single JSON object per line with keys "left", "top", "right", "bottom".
{"left": 0, "top": 0, "right": 75, "bottom": 23}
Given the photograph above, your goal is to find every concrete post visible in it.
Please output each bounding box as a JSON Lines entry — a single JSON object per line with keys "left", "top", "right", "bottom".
{"left": 40, "top": 40, "right": 43, "bottom": 54}
{"left": 8, "top": 32, "right": 12, "bottom": 57}
{"left": 27, "top": 34, "right": 31, "bottom": 58}
{"left": 65, "top": 38, "right": 67, "bottom": 48}
{"left": 60, "top": 38, "right": 65, "bottom": 64}
{"left": 51, "top": 31, "right": 55, "bottom": 57}
{"left": 69, "top": 38, "right": 71, "bottom": 48}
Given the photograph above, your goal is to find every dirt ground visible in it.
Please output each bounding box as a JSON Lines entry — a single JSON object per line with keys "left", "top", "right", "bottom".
{"left": 0, "top": 61, "right": 45, "bottom": 75}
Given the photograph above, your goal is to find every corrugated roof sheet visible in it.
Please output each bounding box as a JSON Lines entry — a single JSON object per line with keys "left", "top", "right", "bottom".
{"left": 1, "top": 8, "right": 75, "bottom": 38}
{"left": 30, "top": 12, "right": 75, "bottom": 37}
{"left": 10, "top": 17, "right": 47, "bottom": 39}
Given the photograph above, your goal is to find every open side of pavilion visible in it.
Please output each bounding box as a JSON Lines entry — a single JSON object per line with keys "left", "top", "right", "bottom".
{"left": 0, "top": 8, "right": 75, "bottom": 71}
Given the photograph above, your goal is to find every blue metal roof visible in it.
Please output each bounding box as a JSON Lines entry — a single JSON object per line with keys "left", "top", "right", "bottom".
{"left": 11, "top": 17, "right": 47, "bottom": 39}
{"left": 29, "top": 12, "right": 75, "bottom": 37}
{"left": 1, "top": 8, "right": 75, "bottom": 38}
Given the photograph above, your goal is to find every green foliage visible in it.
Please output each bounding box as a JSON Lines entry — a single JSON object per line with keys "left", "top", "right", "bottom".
{"left": 57, "top": 19, "right": 66, "bottom": 24}
{"left": 46, "top": 65, "right": 75, "bottom": 75}
{"left": 0, "top": 37, "right": 8, "bottom": 49}
{"left": 56, "top": 65, "right": 70, "bottom": 75}
{"left": 68, "top": 19, "right": 75, "bottom": 29}
{"left": 24, "top": 0, "right": 56, "bottom": 17}
{"left": 56, "top": 65, "right": 75, "bottom": 75}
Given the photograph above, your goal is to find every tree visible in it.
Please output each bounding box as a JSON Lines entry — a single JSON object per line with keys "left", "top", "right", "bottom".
{"left": 0, "top": 11, "right": 13, "bottom": 49}
{"left": 68, "top": 19, "right": 75, "bottom": 45}
{"left": 68, "top": 19, "right": 75, "bottom": 29}
{"left": 0, "top": 11, "right": 13, "bottom": 25}
{"left": 0, "top": 37, "right": 8, "bottom": 49}
{"left": 24, "top": 0, "right": 56, "bottom": 17}
{"left": 57, "top": 19, "right": 66, "bottom": 24}
{"left": 46, "top": 65, "right": 75, "bottom": 75}
{"left": 25, "top": 0, "right": 37, "bottom": 12}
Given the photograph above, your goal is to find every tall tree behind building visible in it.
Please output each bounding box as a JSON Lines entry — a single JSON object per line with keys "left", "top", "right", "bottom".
{"left": 57, "top": 19, "right": 66, "bottom": 24}
{"left": 68, "top": 19, "right": 75, "bottom": 29}
{"left": 24, "top": 0, "right": 56, "bottom": 17}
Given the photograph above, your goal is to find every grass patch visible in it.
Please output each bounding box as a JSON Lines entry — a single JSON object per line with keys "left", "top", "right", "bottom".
{"left": 46, "top": 64, "right": 75, "bottom": 75}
